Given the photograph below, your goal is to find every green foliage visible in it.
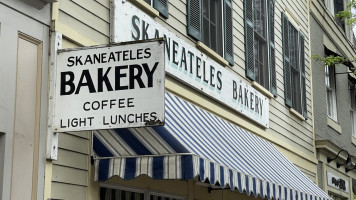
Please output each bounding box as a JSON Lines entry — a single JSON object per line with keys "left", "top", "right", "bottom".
{"left": 312, "top": 55, "right": 356, "bottom": 74}
{"left": 335, "top": 0, "right": 356, "bottom": 25}
{"left": 313, "top": 0, "right": 356, "bottom": 74}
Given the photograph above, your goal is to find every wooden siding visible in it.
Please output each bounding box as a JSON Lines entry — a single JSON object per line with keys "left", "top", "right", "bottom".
{"left": 51, "top": 131, "right": 90, "bottom": 200}
{"left": 50, "top": 1, "right": 318, "bottom": 198}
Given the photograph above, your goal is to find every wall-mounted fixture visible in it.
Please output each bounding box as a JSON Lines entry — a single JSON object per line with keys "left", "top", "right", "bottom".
{"left": 327, "top": 149, "right": 356, "bottom": 173}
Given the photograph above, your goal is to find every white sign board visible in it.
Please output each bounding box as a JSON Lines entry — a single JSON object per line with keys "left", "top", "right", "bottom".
{"left": 111, "top": 0, "right": 270, "bottom": 128}
{"left": 52, "top": 40, "right": 165, "bottom": 132}
{"left": 327, "top": 171, "right": 349, "bottom": 193}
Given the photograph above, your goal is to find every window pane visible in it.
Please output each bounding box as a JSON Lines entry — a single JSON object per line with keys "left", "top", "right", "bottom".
{"left": 253, "top": 0, "right": 268, "bottom": 89}
{"left": 201, "top": 0, "right": 222, "bottom": 56}
{"left": 100, "top": 188, "right": 144, "bottom": 200}
{"left": 325, "top": 65, "right": 337, "bottom": 120}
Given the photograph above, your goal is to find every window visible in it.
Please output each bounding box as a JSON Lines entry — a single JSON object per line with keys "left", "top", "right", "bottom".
{"left": 282, "top": 13, "right": 308, "bottom": 118}
{"left": 324, "top": 0, "right": 345, "bottom": 30}
{"left": 244, "top": 0, "right": 277, "bottom": 95}
{"left": 350, "top": 83, "right": 356, "bottom": 137}
{"left": 187, "top": 0, "right": 234, "bottom": 65}
{"left": 325, "top": 65, "right": 337, "bottom": 121}
{"left": 100, "top": 186, "right": 186, "bottom": 200}
{"left": 143, "top": 0, "right": 169, "bottom": 18}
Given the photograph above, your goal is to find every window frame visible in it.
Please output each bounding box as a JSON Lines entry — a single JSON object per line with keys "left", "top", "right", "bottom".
{"left": 143, "top": 0, "right": 169, "bottom": 18}
{"left": 244, "top": 0, "right": 277, "bottom": 96}
{"left": 187, "top": 0, "right": 234, "bottom": 65}
{"left": 325, "top": 65, "right": 338, "bottom": 121}
{"left": 254, "top": 0, "right": 270, "bottom": 90}
{"left": 201, "top": 0, "right": 223, "bottom": 56}
{"left": 282, "top": 12, "right": 308, "bottom": 118}
{"left": 350, "top": 82, "right": 356, "bottom": 137}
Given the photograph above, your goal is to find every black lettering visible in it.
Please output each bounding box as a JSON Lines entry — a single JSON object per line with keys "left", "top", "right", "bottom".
{"left": 188, "top": 51, "right": 194, "bottom": 74}
{"left": 111, "top": 115, "right": 117, "bottom": 124}
{"left": 142, "top": 62, "right": 158, "bottom": 87}
{"left": 144, "top": 48, "right": 151, "bottom": 58}
{"left": 129, "top": 64, "right": 145, "bottom": 89}
{"left": 250, "top": 93, "right": 254, "bottom": 111}
{"left": 115, "top": 65, "right": 129, "bottom": 90}
{"left": 255, "top": 96, "right": 259, "bottom": 114}
{"left": 131, "top": 15, "right": 140, "bottom": 41}
{"left": 210, "top": 66, "right": 215, "bottom": 87}
{"left": 130, "top": 50, "right": 136, "bottom": 60}
{"left": 67, "top": 56, "right": 75, "bottom": 67}
{"left": 84, "top": 55, "right": 93, "bottom": 65}
{"left": 83, "top": 102, "right": 90, "bottom": 111}
{"left": 244, "top": 88, "right": 249, "bottom": 107}
{"left": 196, "top": 57, "right": 202, "bottom": 79}
{"left": 101, "top": 53, "right": 107, "bottom": 63}
{"left": 173, "top": 40, "right": 179, "bottom": 65}
{"left": 150, "top": 112, "right": 157, "bottom": 120}
{"left": 217, "top": 71, "right": 222, "bottom": 90}
{"left": 94, "top": 54, "right": 101, "bottom": 64}
{"left": 119, "top": 114, "right": 126, "bottom": 123}
{"left": 238, "top": 85, "right": 243, "bottom": 104}
{"left": 154, "top": 29, "right": 160, "bottom": 39}
{"left": 103, "top": 116, "right": 109, "bottom": 125}
{"left": 136, "top": 113, "right": 142, "bottom": 122}
{"left": 75, "top": 56, "right": 83, "bottom": 66}
{"left": 259, "top": 98, "right": 264, "bottom": 116}
{"left": 88, "top": 117, "right": 94, "bottom": 126}
{"left": 180, "top": 47, "right": 187, "bottom": 70}
{"left": 108, "top": 52, "right": 116, "bottom": 62}
{"left": 233, "top": 80, "right": 237, "bottom": 99}
{"left": 123, "top": 50, "right": 129, "bottom": 61}
{"left": 71, "top": 118, "right": 78, "bottom": 127}
{"left": 128, "top": 98, "right": 134, "bottom": 107}
{"left": 75, "top": 70, "right": 96, "bottom": 94}
{"left": 118, "top": 99, "right": 125, "bottom": 108}
{"left": 163, "top": 35, "right": 170, "bottom": 61}
{"left": 203, "top": 61, "right": 208, "bottom": 84}
{"left": 60, "top": 119, "right": 67, "bottom": 128}
{"left": 98, "top": 67, "right": 113, "bottom": 92}
{"left": 137, "top": 49, "right": 143, "bottom": 59}
{"left": 128, "top": 114, "right": 135, "bottom": 123}
{"left": 60, "top": 71, "right": 76, "bottom": 95}
{"left": 142, "top": 20, "right": 149, "bottom": 40}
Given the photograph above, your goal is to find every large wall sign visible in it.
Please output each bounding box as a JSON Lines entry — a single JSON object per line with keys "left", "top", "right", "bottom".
{"left": 327, "top": 171, "right": 349, "bottom": 193}
{"left": 52, "top": 40, "right": 165, "bottom": 132}
{"left": 111, "top": 0, "right": 270, "bottom": 128}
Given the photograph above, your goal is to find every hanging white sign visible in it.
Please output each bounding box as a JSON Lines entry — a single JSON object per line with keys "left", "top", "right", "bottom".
{"left": 111, "top": 0, "right": 269, "bottom": 128}
{"left": 52, "top": 40, "right": 165, "bottom": 132}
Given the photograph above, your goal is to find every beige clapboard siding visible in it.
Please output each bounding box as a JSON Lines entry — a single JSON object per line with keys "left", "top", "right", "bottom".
{"left": 52, "top": 182, "right": 87, "bottom": 200}
{"left": 53, "top": 149, "right": 89, "bottom": 170}
{"left": 58, "top": 11, "right": 109, "bottom": 45}
{"left": 59, "top": 0, "right": 109, "bottom": 36}
{"left": 58, "top": 132, "right": 90, "bottom": 154}
{"left": 95, "top": 0, "right": 109, "bottom": 8}
{"left": 58, "top": 0, "right": 109, "bottom": 45}
{"left": 52, "top": 164, "right": 88, "bottom": 186}
{"left": 267, "top": 0, "right": 313, "bottom": 154}
{"left": 52, "top": 132, "right": 90, "bottom": 199}
{"left": 71, "top": 0, "right": 109, "bottom": 21}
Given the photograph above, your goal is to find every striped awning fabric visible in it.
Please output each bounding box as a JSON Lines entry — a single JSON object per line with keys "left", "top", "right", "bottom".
{"left": 93, "top": 92, "right": 330, "bottom": 200}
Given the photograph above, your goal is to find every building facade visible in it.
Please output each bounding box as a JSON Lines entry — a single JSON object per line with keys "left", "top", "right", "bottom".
{"left": 0, "top": 0, "right": 345, "bottom": 199}
{"left": 310, "top": 0, "right": 356, "bottom": 200}
{"left": 0, "top": 0, "right": 53, "bottom": 199}
{"left": 39, "top": 0, "right": 330, "bottom": 200}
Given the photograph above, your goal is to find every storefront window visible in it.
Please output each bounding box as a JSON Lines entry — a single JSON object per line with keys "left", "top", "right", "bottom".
{"left": 329, "top": 192, "right": 348, "bottom": 200}
{"left": 100, "top": 187, "right": 186, "bottom": 200}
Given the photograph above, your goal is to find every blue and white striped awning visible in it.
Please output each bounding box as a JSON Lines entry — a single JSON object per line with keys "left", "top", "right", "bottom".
{"left": 93, "top": 92, "right": 330, "bottom": 200}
